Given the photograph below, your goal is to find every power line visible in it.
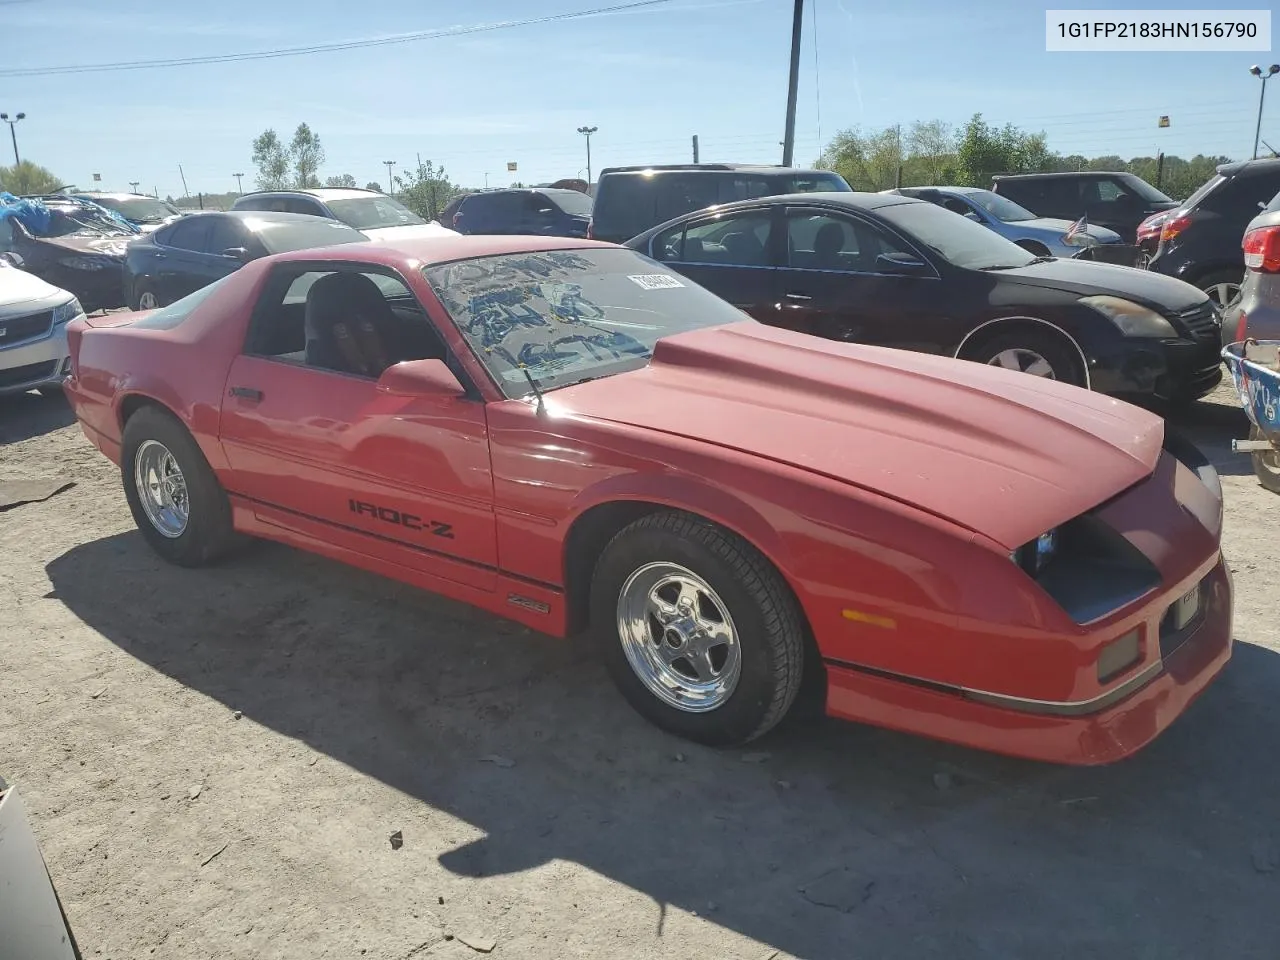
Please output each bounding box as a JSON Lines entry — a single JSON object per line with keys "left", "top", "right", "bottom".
{"left": 0, "top": 0, "right": 677, "bottom": 78}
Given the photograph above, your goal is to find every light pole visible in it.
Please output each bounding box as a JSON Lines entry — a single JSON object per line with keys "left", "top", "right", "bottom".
{"left": 577, "top": 125, "right": 597, "bottom": 185}
{"left": 129, "top": 181, "right": 141, "bottom": 193}
{"left": 0, "top": 111, "right": 25, "bottom": 166}
{"left": 233, "top": 172, "right": 245, "bottom": 194}
{"left": 1250, "top": 64, "right": 1280, "bottom": 160}
{"left": 383, "top": 160, "right": 396, "bottom": 194}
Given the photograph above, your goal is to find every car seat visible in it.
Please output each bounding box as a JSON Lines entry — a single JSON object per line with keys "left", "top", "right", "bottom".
{"left": 304, "top": 272, "right": 398, "bottom": 377}
{"left": 720, "top": 231, "right": 765, "bottom": 265}
{"left": 812, "top": 222, "right": 847, "bottom": 269}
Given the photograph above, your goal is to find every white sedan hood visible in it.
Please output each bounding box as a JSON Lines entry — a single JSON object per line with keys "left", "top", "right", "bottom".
{"left": 0, "top": 262, "right": 69, "bottom": 309}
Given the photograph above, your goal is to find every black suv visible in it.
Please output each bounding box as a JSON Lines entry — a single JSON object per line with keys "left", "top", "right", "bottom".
{"left": 444, "top": 188, "right": 592, "bottom": 237}
{"left": 1147, "top": 159, "right": 1280, "bottom": 312}
{"left": 588, "top": 163, "right": 851, "bottom": 244}
{"left": 991, "top": 171, "right": 1178, "bottom": 243}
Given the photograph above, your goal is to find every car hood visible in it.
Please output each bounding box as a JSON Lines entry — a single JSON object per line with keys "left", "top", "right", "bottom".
{"left": 552, "top": 323, "right": 1163, "bottom": 549}
{"left": 39, "top": 233, "right": 131, "bottom": 259}
{"left": 0, "top": 263, "right": 69, "bottom": 307}
{"left": 993, "top": 257, "right": 1207, "bottom": 311}
{"left": 1012, "top": 217, "right": 1123, "bottom": 243}
{"left": 362, "top": 222, "right": 460, "bottom": 242}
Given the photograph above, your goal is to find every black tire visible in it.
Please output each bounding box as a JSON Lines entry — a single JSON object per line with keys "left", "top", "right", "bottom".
{"left": 1250, "top": 424, "right": 1280, "bottom": 495}
{"left": 967, "top": 328, "right": 1086, "bottom": 387}
{"left": 589, "top": 510, "right": 805, "bottom": 746}
{"left": 1196, "top": 268, "right": 1244, "bottom": 312}
{"left": 121, "top": 405, "right": 239, "bottom": 566}
{"left": 131, "top": 278, "right": 161, "bottom": 312}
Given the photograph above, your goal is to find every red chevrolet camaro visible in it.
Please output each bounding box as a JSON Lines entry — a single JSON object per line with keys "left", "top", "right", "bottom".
{"left": 63, "top": 236, "right": 1233, "bottom": 763}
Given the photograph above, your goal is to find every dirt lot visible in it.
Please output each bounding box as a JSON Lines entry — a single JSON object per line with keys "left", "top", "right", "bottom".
{"left": 2, "top": 384, "right": 1278, "bottom": 960}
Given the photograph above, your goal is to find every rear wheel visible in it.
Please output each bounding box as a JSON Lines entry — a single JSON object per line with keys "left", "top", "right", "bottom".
{"left": 590, "top": 511, "right": 805, "bottom": 746}
{"left": 1251, "top": 424, "right": 1280, "bottom": 494}
{"left": 121, "top": 406, "right": 239, "bottom": 566}
{"left": 133, "top": 280, "right": 161, "bottom": 312}
{"left": 969, "top": 329, "right": 1085, "bottom": 387}
{"left": 1197, "top": 268, "right": 1243, "bottom": 312}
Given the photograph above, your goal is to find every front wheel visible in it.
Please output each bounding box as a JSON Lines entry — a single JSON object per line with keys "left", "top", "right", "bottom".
{"left": 1250, "top": 424, "right": 1280, "bottom": 494}
{"left": 1197, "top": 268, "right": 1243, "bottom": 312}
{"left": 971, "top": 329, "right": 1085, "bottom": 387}
{"left": 590, "top": 511, "right": 805, "bottom": 746}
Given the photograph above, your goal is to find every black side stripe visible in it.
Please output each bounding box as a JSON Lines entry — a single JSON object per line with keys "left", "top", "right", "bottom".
{"left": 822, "top": 657, "right": 963, "bottom": 698}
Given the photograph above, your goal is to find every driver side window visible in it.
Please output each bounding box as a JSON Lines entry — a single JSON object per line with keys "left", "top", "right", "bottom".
{"left": 656, "top": 212, "right": 774, "bottom": 266}
{"left": 786, "top": 211, "right": 921, "bottom": 274}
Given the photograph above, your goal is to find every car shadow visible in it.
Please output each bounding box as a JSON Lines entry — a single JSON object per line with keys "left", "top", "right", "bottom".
{"left": 46, "top": 533, "right": 1280, "bottom": 959}
{"left": 1168, "top": 396, "right": 1255, "bottom": 477}
{"left": 0, "top": 389, "right": 75, "bottom": 445}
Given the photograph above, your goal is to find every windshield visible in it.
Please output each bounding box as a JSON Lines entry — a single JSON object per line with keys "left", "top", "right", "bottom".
{"left": 42, "top": 208, "right": 133, "bottom": 238}
{"left": 93, "top": 196, "right": 180, "bottom": 222}
{"left": 253, "top": 218, "right": 366, "bottom": 254}
{"left": 965, "top": 189, "right": 1037, "bottom": 222}
{"left": 1120, "top": 174, "right": 1174, "bottom": 204}
{"left": 877, "top": 200, "right": 1036, "bottom": 271}
{"left": 326, "top": 196, "right": 426, "bottom": 230}
{"left": 424, "top": 248, "right": 750, "bottom": 395}
{"left": 545, "top": 191, "right": 593, "bottom": 217}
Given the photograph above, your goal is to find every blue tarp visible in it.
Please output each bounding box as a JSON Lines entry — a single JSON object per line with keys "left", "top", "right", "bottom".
{"left": 0, "top": 192, "right": 53, "bottom": 234}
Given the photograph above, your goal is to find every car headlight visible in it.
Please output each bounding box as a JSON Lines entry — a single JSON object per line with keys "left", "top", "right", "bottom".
{"left": 1063, "top": 232, "right": 1098, "bottom": 248}
{"left": 58, "top": 256, "right": 115, "bottom": 271}
{"left": 1011, "top": 528, "right": 1059, "bottom": 576}
{"left": 1080, "top": 295, "right": 1177, "bottom": 337}
{"left": 52, "top": 298, "right": 84, "bottom": 325}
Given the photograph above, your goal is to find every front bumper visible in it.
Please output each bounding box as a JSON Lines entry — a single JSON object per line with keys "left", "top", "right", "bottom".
{"left": 825, "top": 556, "right": 1233, "bottom": 765}
{"left": 1086, "top": 334, "right": 1223, "bottom": 403}
{"left": 0, "top": 322, "right": 71, "bottom": 396}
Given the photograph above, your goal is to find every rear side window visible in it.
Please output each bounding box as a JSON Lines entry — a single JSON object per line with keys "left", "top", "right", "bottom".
{"left": 163, "top": 217, "right": 212, "bottom": 252}
{"left": 233, "top": 197, "right": 270, "bottom": 211}
{"left": 1204, "top": 170, "right": 1280, "bottom": 221}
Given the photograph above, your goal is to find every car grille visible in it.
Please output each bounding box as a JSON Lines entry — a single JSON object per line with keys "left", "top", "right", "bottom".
{"left": 0, "top": 359, "right": 58, "bottom": 388}
{"left": 1168, "top": 302, "right": 1221, "bottom": 343}
{"left": 0, "top": 310, "right": 53, "bottom": 348}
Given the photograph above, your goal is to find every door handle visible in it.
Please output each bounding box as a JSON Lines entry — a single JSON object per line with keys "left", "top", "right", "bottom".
{"left": 153, "top": 252, "right": 167, "bottom": 260}
{"left": 784, "top": 292, "right": 813, "bottom": 301}
{"left": 230, "top": 386, "right": 263, "bottom": 401}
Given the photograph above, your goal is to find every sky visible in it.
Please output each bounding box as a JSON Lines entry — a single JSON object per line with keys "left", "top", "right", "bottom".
{"left": 1, "top": 0, "right": 1277, "bottom": 199}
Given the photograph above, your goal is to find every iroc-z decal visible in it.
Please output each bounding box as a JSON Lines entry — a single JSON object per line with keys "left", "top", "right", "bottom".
{"left": 348, "top": 499, "right": 455, "bottom": 539}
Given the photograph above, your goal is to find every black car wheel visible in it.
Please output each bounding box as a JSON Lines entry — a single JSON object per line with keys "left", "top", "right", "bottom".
{"left": 1250, "top": 424, "right": 1280, "bottom": 494}
{"left": 969, "top": 329, "right": 1085, "bottom": 387}
{"left": 1197, "top": 269, "right": 1243, "bottom": 312}
{"left": 590, "top": 510, "right": 805, "bottom": 746}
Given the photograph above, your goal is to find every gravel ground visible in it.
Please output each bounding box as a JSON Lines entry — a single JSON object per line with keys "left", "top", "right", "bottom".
{"left": 2, "top": 383, "right": 1278, "bottom": 960}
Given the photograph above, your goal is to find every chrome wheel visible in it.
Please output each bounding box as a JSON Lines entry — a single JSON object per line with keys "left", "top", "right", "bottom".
{"left": 138, "top": 290, "right": 159, "bottom": 310}
{"left": 134, "top": 439, "right": 189, "bottom": 538}
{"left": 616, "top": 562, "right": 741, "bottom": 713}
{"left": 988, "top": 348, "right": 1056, "bottom": 378}
{"left": 1203, "top": 281, "right": 1241, "bottom": 311}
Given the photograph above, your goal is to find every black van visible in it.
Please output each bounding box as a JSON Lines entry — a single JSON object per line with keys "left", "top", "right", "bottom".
{"left": 588, "top": 164, "right": 851, "bottom": 244}
{"left": 990, "top": 171, "right": 1178, "bottom": 243}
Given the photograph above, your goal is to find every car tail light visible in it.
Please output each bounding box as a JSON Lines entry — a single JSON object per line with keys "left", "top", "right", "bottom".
{"left": 1136, "top": 213, "right": 1164, "bottom": 241}
{"left": 1235, "top": 310, "right": 1248, "bottom": 342}
{"left": 1159, "top": 213, "right": 1193, "bottom": 244}
{"left": 1097, "top": 628, "right": 1142, "bottom": 684}
{"left": 1242, "top": 224, "right": 1280, "bottom": 273}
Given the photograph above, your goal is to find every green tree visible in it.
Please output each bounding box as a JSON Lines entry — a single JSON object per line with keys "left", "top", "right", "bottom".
{"left": 955, "top": 113, "right": 1055, "bottom": 186}
{"left": 0, "top": 160, "right": 64, "bottom": 195}
{"left": 904, "top": 120, "right": 956, "bottom": 185}
{"left": 251, "top": 129, "right": 290, "bottom": 190}
{"left": 364, "top": 181, "right": 383, "bottom": 193}
{"left": 290, "top": 123, "right": 325, "bottom": 189}
{"left": 393, "top": 159, "right": 459, "bottom": 221}
{"left": 817, "top": 126, "right": 904, "bottom": 191}
{"left": 326, "top": 173, "right": 358, "bottom": 188}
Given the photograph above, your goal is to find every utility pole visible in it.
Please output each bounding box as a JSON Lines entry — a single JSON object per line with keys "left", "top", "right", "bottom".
{"left": 781, "top": 0, "right": 803, "bottom": 166}
{"left": 0, "top": 111, "right": 25, "bottom": 166}
{"left": 178, "top": 164, "right": 189, "bottom": 197}
{"left": 577, "top": 125, "right": 598, "bottom": 185}
{"left": 233, "top": 172, "right": 244, "bottom": 194}
{"left": 1250, "top": 65, "right": 1280, "bottom": 160}
{"left": 383, "top": 160, "right": 396, "bottom": 194}
{"left": 129, "top": 181, "right": 140, "bottom": 193}
{"left": 692, "top": 134, "right": 699, "bottom": 163}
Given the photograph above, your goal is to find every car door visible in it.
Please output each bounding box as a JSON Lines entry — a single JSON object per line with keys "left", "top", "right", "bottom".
{"left": 772, "top": 206, "right": 946, "bottom": 350}
{"left": 217, "top": 262, "right": 497, "bottom": 591}
{"left": 152, "top": 216, "right": 214, "bottom": 303}
{"left": 647, "top": 207, "right": 782, "bottom": 322}
{"left": 204, "top": 216, "right": 260, "bottom": 276}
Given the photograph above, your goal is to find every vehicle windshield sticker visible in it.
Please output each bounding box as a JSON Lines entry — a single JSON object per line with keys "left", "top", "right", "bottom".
{"left": 626, "top": 273, "right": 684, "bottom": 290}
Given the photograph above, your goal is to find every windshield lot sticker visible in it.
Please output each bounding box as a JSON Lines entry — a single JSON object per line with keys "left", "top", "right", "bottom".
{"left": 627, "top": 274, "right": 684, "bottom": 290}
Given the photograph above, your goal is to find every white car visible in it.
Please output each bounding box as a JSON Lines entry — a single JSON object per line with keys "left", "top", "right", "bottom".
{"left": 229, "top": 187, "right": 458, "bottom": 243}
{"left": 0, "top": 253, "right": 84, "bottom": 396}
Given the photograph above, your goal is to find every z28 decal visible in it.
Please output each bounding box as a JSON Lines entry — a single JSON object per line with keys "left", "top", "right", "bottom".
{"left": 348, "top": 499, "right": 455, "bottom": 539}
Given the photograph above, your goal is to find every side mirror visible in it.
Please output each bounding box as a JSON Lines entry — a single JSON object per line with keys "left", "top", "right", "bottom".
{"left": 220, "top": 247, "right": 251, "bottom": 262}
{"left": 876, "top": 252, "right": 930, "bottom": 275}
{"left": 0, "top": 251, "right": 24, "bottom": 268}
{"left": 376, "top": 358, "right": 466, "bottom": 399}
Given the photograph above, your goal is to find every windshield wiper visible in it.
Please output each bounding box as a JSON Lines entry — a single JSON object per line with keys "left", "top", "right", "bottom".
{"left": 979, "top": 256, "right": 1055, "bottom": 271}
{"left": 521, "top": 367, "right": 546, "bottom": 415}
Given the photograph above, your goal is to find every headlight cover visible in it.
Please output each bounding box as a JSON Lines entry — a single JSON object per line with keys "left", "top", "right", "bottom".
{"left": 1011, "top": 528, "right": 1059, "bottom": 576}
{"left": 1063, "top": 232, "right": 1098, "bottom": 248}
{"left": 52, "top": 297, "right": 84, "bottom": 325}
{"left": 58, "top": 256, "right": 114, "bottom": 271}
{"left": 1080, "top": 295, "right": 1177, "bottom": 338}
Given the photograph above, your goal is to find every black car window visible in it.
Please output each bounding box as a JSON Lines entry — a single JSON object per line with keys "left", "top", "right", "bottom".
{"left": 786, "top": 211, "right": 917, "bottom": 272}
{"left": 1205, "top": 171, "right": 1280, "bottom": 221}
{"left": 877, "top": 200, "right": 1035, "bottom": 271}
{"left": 544, "top": 190, "right": 593, "bottom": 217}
{"left": 664, "top": 212, "right": 774, "bottom": 266}
{"left": 655, "top": 175, "right": 723, "bottom": 225}
{"left": 163, "top": 217, "right": 212, "bottom": 252}
{"left": 234, "top": 197, "right": 271, "bottom": 212}
{"left": 286, "top": 198, "right": 326, "bottom": 216}
{"left": 206, "top": 217, "right": 249, "bottom": 255}
{"left": 526, "top": 194, "right": 558, "bottom": 219}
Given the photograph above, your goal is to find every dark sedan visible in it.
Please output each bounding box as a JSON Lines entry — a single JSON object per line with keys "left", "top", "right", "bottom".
{"left": 124, "top": 211, "right": 366, "bottom": 310}
{"left": 626, "top": 192, "right": 1224, "bottom": 405}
